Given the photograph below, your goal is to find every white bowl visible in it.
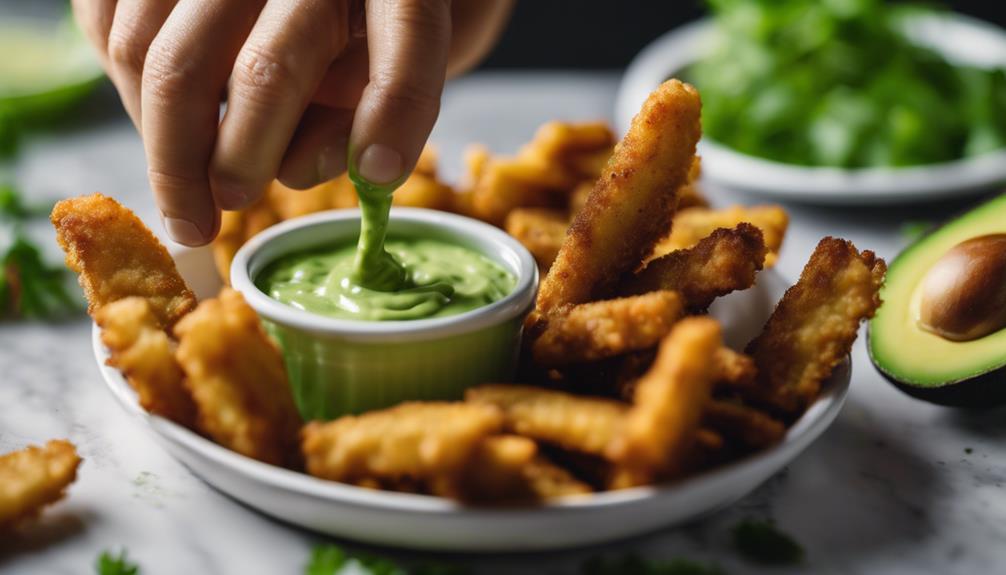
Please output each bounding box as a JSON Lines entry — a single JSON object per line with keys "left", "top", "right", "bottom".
{"left": 92, "top": 246, "right": 850, "bottom": 552}
{"left": 228, "top": 208, "right": 538, "bottom": 418}
{"left": 615, "top": 14, "right": 1006, "bottom": 204}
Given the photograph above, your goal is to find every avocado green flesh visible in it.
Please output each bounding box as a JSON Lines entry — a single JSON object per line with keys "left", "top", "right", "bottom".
{"left": 255, "top": 237, "right": 516, "bottom": 321}
{"left": 869, "top": 193, "right": 1006, "bottom": 388}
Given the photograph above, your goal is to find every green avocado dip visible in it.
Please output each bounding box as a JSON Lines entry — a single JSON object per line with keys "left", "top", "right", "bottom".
{"left": 256, "top": 172, "right": 515, "bottom": 321}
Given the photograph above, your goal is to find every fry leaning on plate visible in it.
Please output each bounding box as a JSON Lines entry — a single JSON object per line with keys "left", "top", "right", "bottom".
{"left": 4, "top": 0, "right": 1006, "bottom": 571}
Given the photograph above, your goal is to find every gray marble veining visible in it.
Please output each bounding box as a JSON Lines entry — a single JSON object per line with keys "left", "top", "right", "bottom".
{"left": 2, "top": 72, "right": 1005, "bottom": 575}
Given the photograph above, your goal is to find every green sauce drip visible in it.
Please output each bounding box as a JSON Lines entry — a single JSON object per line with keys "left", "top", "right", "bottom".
{"left": 257, "top": 157, "right": 516, "bottom": 321}
{"left": 347, "top": 170, "right": 406, "bottom": 292}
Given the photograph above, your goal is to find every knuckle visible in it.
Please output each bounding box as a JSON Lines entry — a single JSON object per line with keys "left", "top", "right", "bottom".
{"left": 232, "top": 45, "right": 299, "bottom": 105}
{"left": 142, "top": 43, "right": 199, "bottom": 101}
{"left": 209, "top": 159, "right": 265, "bottom": 192}
{"left": 370, "top": 75, "right": 442, "bottom": 117}
{"left": 147, "top": 167, "right": 204, "bottom": 195}
{"left": 107, "top": 30, "right": 148, "bottom": 77}
{"left": 394, "top": 0, "right": 451, "bottom": 31}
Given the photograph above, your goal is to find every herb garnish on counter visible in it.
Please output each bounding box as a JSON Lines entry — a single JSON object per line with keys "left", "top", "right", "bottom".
{"left": 0, "top": 183, "right": 80, "bottom": 319}
{"left": 731, "top": 518, "right": 805, "bottom": 565}
{"left": 95, "top": 549, "right": 140, "bottom": 575}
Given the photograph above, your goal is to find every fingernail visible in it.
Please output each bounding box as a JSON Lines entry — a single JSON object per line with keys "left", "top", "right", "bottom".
{"left": 317, "top": 145, "right": 347, "bottom": 182}
{"left": 356, "top": 144, "right": 402, "bottom": 185}
{"left": 162, "top": 216, "right": 207, "bottom": 246}
{"left": 215, "top": 179, "right": 251, "bottom": 211}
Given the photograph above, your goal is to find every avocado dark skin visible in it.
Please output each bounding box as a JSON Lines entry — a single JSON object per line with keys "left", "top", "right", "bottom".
{"left": 868, "top": 329, "right": 1006, "bottom": 407}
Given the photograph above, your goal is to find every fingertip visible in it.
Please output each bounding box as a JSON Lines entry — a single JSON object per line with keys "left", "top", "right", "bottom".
{"left": 161, "top": 208, "right": 219, "bottom": 246}
{"left": 353, "top": 144, "right": 403, "bottom": 186}
{"left": 278, "top": 144, "right": 347, "bottom": 190}
{"left": 211, "top": 176, "right": 266, "bottom": 211}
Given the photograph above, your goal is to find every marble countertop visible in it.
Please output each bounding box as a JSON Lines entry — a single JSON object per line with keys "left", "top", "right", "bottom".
{"left": 2, "top": 72, "right": 1005, "bottom": 575}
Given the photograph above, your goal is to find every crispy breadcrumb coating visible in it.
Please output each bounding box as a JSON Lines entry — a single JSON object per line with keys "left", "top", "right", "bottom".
{"left": 655, "top": 205, "right": 788, "bottom": 267}
{"left": 174, "top": 288, "right": 302, "bottom": 467}
{"left": 51, "top": 193, "right": 196, "bottom": 327}
{"left": 622, "top": 223, "right": 767, "bottom": 309}
{"left": 504, "top": 208, "right": 569, "bottom": 271}
{"left": 746, "top": 237, "right": 886, "bottom": 415}
{"left": 301, "top": 402, "right": 503, "bottom": 484}
{"left": 0, "top": 440, "right": 81, "bottom": 529}
{"left": 466, "top": 384, "right": 628, "bottom": 457}
{"left": 608, "top": 317, "right": 721, "bottom": 487}
{"left": 532, "top": 291, "right": 684, "bottom": 366}
{"left": 536, "top": 80, "right": 702, "bottom": 316}
{"left": 96, "top": 297, "right": 196, "bottom": 428}
{"left": 703, "top": 400, "right": 786, "bottom": 450}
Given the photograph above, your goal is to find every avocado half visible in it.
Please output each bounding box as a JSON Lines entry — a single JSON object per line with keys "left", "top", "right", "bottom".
{"left": 868, "top": 193, "right": 1006, "bottom": 406}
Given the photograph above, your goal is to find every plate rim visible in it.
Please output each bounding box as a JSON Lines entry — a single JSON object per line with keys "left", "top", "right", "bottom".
{"left": 614, "top": 13, "right": 1006, "bottom": 202}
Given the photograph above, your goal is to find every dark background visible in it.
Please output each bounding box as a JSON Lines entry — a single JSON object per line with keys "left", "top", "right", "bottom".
{"left": 480, "top": 1, "right": 1006, "bottom": 69}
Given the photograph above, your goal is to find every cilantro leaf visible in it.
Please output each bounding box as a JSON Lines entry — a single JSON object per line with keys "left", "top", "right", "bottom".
{"left": 305, "top": 544, "right": 463, "bottom": 575}
{"left": 95, "top": 549, "right": 140, "bottom": 575}
{"left": 0, "top": 184, "right": 81, "bottom": 320}
{"left": 731, "top": 518, "right": 804, "bottom": 565}
{"left": 1, "top": 228, "right": 81, "bottom": 319}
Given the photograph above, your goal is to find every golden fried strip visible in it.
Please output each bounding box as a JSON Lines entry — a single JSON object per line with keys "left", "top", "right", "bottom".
{"left": 0, "top": 440, "right": 81, "bottom": 529}
{"left": 714, "top": 347, "right": 758, "bottom": 392}
{"left": 438, "top": 435, "right": 538, "bottom": 501}
{"left": 521, "top": 456, "right": 593, "bottom": 499}
{"left": 392, "top": 174, "right": 456, "bottom": 211}
{"left": 96, "top": 297, "right": 196, "bottom": 428}
{"left": 466, "top": 384, "right": 628, "bottom": 457}
{"left": 302, "top": 402, "right": 503, "bottom": 484}
{"left": 51, "top": 193, "right": 196, "bottom": 327}
{"left": 520, "top": 121, "right": 614, "bottom": 162}
{"left": 174, "top": 288, "right": 302, "bottom": 467}
{"left": 621, "top": 223, "right": 767, "bottom": 310}
{"left": 655, "top": 205, "right": 789, "bottom": 267}
{"left": 703, "top": 400, "right": 786, "bottom": 450}
{"left": 616, "top": 346, "right": 756, "bottom": 401}
{"left": 504, "top": 208, "right": 569, "bottom": 271}
{"left": 676, "top": 157, "right": 709, "bottom": 210}
{"left": 469, "top": 158, "right": 570, "bottom": 226}
{"left": 443, "top": 434, "right": 593, "bottom": 502}
{"left": 746, "top": 237, "right": 886, "bottom": 415}
{"left": 536, "top": 80, "right": 702, "bottom": 315}
{"left": 608, "top": 317, "right": 721, "bottom": 487}
{"left": 267, "top": 180, "right": 337, "bottom": 221}
{"left": 532, "top": 291, "right": 684, "bottom": 367}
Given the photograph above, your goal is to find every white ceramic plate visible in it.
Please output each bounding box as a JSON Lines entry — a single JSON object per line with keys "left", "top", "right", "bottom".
{"left": 92, "top": 246, "right": 850, "bottom": 552}
{"left": 615, "top": 14, "right": 1006, "bottom": 204}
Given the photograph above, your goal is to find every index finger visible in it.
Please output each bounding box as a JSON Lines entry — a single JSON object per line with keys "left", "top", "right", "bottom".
{"left": 141, "top": 0, "right": 263, "bottom": 245}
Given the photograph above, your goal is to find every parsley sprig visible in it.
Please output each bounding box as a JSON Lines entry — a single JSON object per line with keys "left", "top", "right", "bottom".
{"left": 0, "top": 183, "right": 80, "bottom": 319}
{"left": 95, "top": 549, "right": 140, "bottom": 575}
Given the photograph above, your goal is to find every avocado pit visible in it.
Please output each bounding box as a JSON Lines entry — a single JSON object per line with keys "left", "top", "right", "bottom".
{"left": 917, "top": 234, "right": 1006, "bottom": 342}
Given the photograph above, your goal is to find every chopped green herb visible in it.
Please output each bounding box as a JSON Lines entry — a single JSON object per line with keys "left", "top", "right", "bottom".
{"left": 0, "top": 183, "right": 54, "bottom": 219}
{"left": 0, "top": 228, "right": 81, "bottom": 319}
{"left": 304, "top": 544, "right": 467, "bottom": 575}
{"left": 95, "top": 549, "right": 140, "bottom": 575}
{"left": 0, "top": 106, "right": 17, "bottom": 158}
{"left": 689, "top": 0, "right": 1006, "bottom": 168}
{"left": 731, "top": 518, "right": 804, "bottom": 565}
{"left": 582, "top": 554, "right": 726, "bottom": 575}
{"left": 0, "top": 184, "right": 81, "bottom": 320}
{"left": 965, "top": 447, "right": 973, "bottom": 455}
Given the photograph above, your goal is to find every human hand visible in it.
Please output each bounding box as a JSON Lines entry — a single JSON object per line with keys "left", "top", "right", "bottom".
{"left": 72, "top": 0, "right": 513, "bottom": 245}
